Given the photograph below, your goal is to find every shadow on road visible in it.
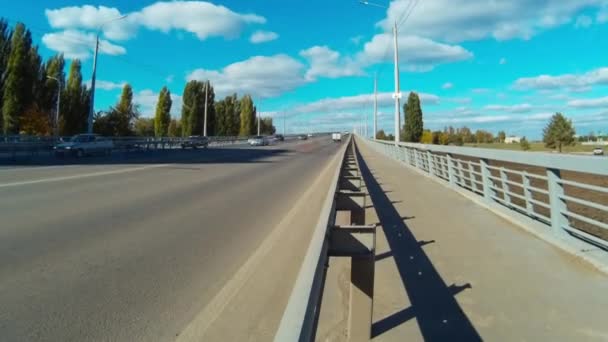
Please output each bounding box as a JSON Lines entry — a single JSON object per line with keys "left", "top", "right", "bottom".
{"left": 0, "top": 147, "right": 290, "bottom": 167}
{"left": 355, "top": 142, "right": 482, "bottom": 341}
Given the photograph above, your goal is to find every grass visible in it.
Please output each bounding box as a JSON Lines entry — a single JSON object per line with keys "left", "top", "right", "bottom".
{"left": 464, "top": 142, "right": 601, "bottom": 154}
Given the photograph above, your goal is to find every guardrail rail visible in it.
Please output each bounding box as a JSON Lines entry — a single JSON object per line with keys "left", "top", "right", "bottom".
{"left": 275, "top": 137, "right": 377, "bottom": 342}
{"left": 363, "top": 137, "right": 608, "bottom": 251}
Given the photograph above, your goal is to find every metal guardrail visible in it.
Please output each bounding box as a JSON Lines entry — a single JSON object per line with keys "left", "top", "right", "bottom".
{"left": 363, "top": 137, "right": 608, "bottom": 250}
{"left": 276, "top": 136, "right": 377, "bottom": 341}
{"left": 0, "top": 135, "right": 282, "bottom": 159}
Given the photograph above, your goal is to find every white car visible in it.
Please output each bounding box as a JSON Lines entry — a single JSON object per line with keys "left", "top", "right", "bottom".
{"left": 332, "top": 133, "right": 342, "bottom": 142}
{"left": 54, "top": 134, "right": 113, "bottom": 157}
{"left": 248, "top": 136, "right": 269, "bottom": 146}
{"left": 593, "top": 147, "right": 604, "bottom": 156}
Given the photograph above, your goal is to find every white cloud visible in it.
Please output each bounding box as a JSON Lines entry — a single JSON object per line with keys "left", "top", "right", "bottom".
{"left": 88, "top": 80, "right": 125, "bottom": 91}
{"left": 294, "top": 91, "right": 440, "bottom": 114}
{"left": 513, "top": 67, "right": 608, "bottom": 90}
{"left": 41, "top": 30, "right": 126, "bottom": 59}
{"left": 575, "top": 15, "right": 593, "bottom": 28}
{"left": 350, "top": 35, "right": 364, "bottom": 45}
{"left": 599, "top": 6, "right": 608, "bottom": 22}
{"left": 133, "top": 89, "right": 183, "bottom": 117}
{"left": 472, "top": 88, "right": 490, "bottom": 94}
{"left": 358, "top": 33, "right": 472, "bottom": 70}
{"left": 377, "top": 0, "right": 605, "bottom": 42}
{"left": 45, "top": 5, "right": 135, "bottom": 41}
{"left": 446, "top": 97, "right": 472, "bottom": 104}
{"left": 300, "top": 46, "right": 363, "bottom": 80}
{"left": 250, "top": 30, "right": 279, "bottom": 44}
{"left": 45, "top": 2, "right": 266, "bottom": 42}
{"left": 483, "top": 103, "right": 535, "bottom": 113}
{"left": 499, "top": 57, "right": 507, "bottom": 65}
{"left": 567, "top": 96, "right": 608, "bottom": 108}
{"left": 442, "top": 82, "right": 453, "bottom": 89}
{"left": 187, "top": 54, "right": 307, "bottom": 99}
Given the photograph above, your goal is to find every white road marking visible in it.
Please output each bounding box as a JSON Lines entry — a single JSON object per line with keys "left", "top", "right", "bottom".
{"left": 0, "top": 164, "right": 170, "bottom": 188}
{"left": 0, "top": 165, "right": 75, "bottom": 173}
{"left": 176, "top": 145, "right": 343, "bottom": 341}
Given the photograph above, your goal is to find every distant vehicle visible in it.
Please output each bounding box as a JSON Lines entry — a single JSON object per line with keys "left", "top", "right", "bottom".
{"left": 54, "top": 134, "right": 113, "bottom": 157}
{"left": 307, "top": 133, "right": 314, "bottom": 138}
{"left": 593, "top": 147, "right": 604, "bottom": 156}
{"left": 332, "top": 133, "right": 342, "bottom": 142}
{"left": 248, "top": 136, "right": 269, "bottom": 146}
{"left": 275, "top": 134, "right": 285, "bottom": 142}
{"left": 297, "top": 135, "right": 308, "bottom": 140}
{"left": 181, "top": 136, "right": 209, "bottom": 149}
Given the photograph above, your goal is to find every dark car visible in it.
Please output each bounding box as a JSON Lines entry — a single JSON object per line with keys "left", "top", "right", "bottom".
{"left": 181, "top": 136, "right": 209, "bottom": 149}
{"left": 275, "top": 134, "right": 285, "bottom": 142}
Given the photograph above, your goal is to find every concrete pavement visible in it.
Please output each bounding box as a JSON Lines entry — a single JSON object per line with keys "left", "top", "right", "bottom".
{"left": 0, "top": 137, "right": 344, "bottom": 341}
{"left": 333, "top": 138, "right": 608, "bottom": 341}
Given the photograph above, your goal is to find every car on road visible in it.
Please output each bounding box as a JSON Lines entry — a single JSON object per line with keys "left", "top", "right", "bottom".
{"left": 297, "top": 135, "right": 308, "bottom": 140}
{"left": 593, "top": 147, "right": 604, "bottom": 156}
{"left": 54, "top": 134, "right": 113, "bottom": 157}
{"left": 307, "top": 133, "right": 314, "bottom": 138}
{"left": 275, "top": 134, "right": 285, "bottom": 142}
{"left": 332, "top": 133, "right": 342, "bottom": 142}
{"left": 248, "top": 136, "right": 269, "bottom": 146}
{"left": 181, "top": 136, "right": 209, "bottom": 149}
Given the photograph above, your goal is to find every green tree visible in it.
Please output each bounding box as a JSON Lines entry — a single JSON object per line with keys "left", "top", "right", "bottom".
{"left": 260, "top": 117, "right": 276, "bottom": 135}
{"left": 114, "top": 84, "right": 138, "bottom": 136}
{"left": 421, "top": 129, "right": 433, "bottom": 144}
{"left": 497, "top": 130, "right": 506, "bottom": 143}
{"left": 2, "top": 23, "right": 33, "bottom": 134}
{"left": 61, "top": 59, "right": 90, "bottom": 135}
{"left": 215, "top": 94, "right": 240, "bottom": 136}
{"left": 431, "top": 131, "right": 442, "bottom": 144}
{"left": 376, "top": 129, "right": 387, "bottom": 140}
{"left": 168, "top": 118, "right": 181, "bottom": 137}
{"left": 134, "top": 117, "right": 155, "bottom": 136}
{"left": 402, "top": 92, "right": 424, "bottom": 142}
{"left": 154, "top": 86, "right": 172, "bottom": 137}
{"left": 181, "top": 80, "right": 205, "bottom": 136}
{"left": 0, "top": 19, "right": 11, "bottom": 130}
{"left": 543, "top": 112, "right": 575, "bottom": 153}
{"left": 520, "top": 136, "right": 530, "bottom": 151}
{"left": 239, "top": 94, "right": 255, "bottom": 136}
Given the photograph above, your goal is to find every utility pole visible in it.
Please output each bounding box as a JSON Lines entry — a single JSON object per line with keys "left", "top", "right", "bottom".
{"left": 257, "top": 113, "right": 261, "bottom": 136}
{"left": 392, "top": 21, "right": 401, "bottom": 146}
{"left": 87, "top": 15, "right": 128, "bottom": 134}
{"left": 87, "top": 37, "right": 99, "bottom": 134}
{"left": 374, "top": 73, "right": 378, "bottom": 140}
{"left": 203, "top": 81, "right": 208, "bottom": 137}
{"left": 283, "top": 114, "right": 286, "bottom": 135}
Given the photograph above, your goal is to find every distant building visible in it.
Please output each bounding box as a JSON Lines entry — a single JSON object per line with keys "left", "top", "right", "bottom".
{"left": 504, "top": 136, "right": 521, "bottom": 144}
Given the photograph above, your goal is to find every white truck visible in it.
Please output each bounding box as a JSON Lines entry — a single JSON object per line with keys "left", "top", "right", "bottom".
{"left": 54, "top": 134, "right": 114, "bottom": 157}
{"left": 332, "top": 132, "right": 342, "bottom": 142}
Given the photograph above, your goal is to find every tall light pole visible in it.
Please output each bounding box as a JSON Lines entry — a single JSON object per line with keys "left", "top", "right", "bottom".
{"left": 47, "top": 76, "right": 61, "bottom": 138}
{"left": 88, "top": 15, "right": 128, "bottom": 134}
{"left": 360, "top": 1, "right": 402, "bottom": 145}
{"left": 203, "top": 81, "right": 209, "bottom": 137}
{"left": 373, "top": 72, "right": 378, "bottom": 139}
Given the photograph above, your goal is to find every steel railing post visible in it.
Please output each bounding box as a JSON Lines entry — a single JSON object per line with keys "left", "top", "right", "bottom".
{"left": 446, "top": 154, "right": 456, "bottom": 186}
{"left": 500, "top": 167, "right": 511, "bottom": 206}
{"left": 427, "top": 150, "right": 434, "bottom": 176}
{"left": 522, "top": 171, "right": 534, "bottom": 217}
{"left": 547, "top": 168, "right": 568, "bottom": 237}
{"left": 480, "top": 158, "right": 494, "bottom": 202}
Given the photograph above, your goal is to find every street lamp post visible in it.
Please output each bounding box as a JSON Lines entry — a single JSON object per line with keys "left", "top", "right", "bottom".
{"left": 373, "top": 72, "right": 378, "bottom": 139}
{"left": 87, "top": 15, "right": 128, "bottom": 134}
{"left": 47, "top": 76, "right": 61, "bottom": 138}
{"left": 203, "top": 81, "right": 209, "bottom": 137}
{"left": 360, "top": 1, "right": 401, "bottom": 145}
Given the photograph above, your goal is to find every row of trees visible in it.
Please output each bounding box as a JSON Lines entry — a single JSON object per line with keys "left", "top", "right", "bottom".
{"left": 0, "top": 20, "right": 90, "bottom": 136}
{"left": 0, "top": 19, "right": 275, "bottom": 138}
{"left": 94, "top": 81, "right": 276, "bottom": 137}
{"left": 376, "top": 89, "right": 577, "bottom": 153}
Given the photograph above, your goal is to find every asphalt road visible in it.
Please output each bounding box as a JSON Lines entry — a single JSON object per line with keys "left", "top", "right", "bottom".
{"left": 0, "top": 136, "right": 343, "bottom": 341}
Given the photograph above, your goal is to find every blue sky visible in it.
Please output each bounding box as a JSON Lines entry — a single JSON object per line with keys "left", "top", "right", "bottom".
{"left": 3, "top": 0, "right": 608, "bottom": 138}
